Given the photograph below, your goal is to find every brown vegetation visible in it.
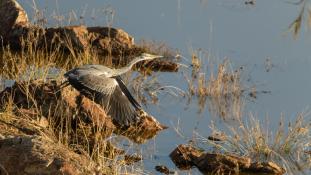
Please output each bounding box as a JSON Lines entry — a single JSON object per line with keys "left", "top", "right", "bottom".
{"left": 186, "top": 51, "right": 245, "bottom": 119}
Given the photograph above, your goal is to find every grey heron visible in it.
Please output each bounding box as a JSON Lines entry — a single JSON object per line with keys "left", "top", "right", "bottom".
{"left": 63, "top": 53, "right": 163, "bottom": 126}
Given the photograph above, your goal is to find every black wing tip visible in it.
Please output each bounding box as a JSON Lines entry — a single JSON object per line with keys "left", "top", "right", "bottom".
{"left": 114, "top": 76, "right": 142, "bottom": 110}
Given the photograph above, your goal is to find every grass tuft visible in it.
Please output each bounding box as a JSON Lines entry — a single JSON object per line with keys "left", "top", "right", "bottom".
{"left": 196, "top": 112, "right": 311, "bottom": 174}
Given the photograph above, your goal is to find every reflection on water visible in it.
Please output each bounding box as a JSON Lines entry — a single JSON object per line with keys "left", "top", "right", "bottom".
{"left": 5, "top": 0, "right": 311, "bottom": 174}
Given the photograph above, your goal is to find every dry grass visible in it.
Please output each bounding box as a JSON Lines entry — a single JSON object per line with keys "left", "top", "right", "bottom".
{"left": 137, "top": 39, "right": 179, "bottom": 58}
{"left": 0, "top": 31, "right": 103, "bottom": 81}
{"left": 287, "top": 0, "right": 311, "bottom": 38}
{"left": 185, "top": 50, "right": 245, "bottom": 119}
{"left": 195, "top": 112, "right": 311, "bottom": 174}
{"left": 0, "top": 28, "right": 155, "bottom": 175}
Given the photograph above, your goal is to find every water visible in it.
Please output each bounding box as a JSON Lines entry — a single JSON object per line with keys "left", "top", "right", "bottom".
{"left": 18, "top": 0, "right": 311, "bottom": 174}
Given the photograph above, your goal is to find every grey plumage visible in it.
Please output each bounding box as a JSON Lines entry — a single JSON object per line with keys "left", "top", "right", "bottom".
{"left": 64, "top": 53, "right": 162, "bottom": 126}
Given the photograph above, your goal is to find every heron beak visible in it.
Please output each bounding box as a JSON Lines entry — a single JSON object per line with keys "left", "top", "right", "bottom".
{"left": 146, "top": 53, "right": 163, "bottom": 59}
{"left": 153, "top": 54, "right": 163, "bottom": 59}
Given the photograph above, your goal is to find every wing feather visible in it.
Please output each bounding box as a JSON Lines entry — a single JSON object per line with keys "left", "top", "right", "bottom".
{"left": 66, "top": 73, "right": 140, "bottom": 126}
{"left": 108, "top": 86, "right": 140, "bottom": 126}
{"left": 114, "top": 76, "right": 141, "bottom": 110}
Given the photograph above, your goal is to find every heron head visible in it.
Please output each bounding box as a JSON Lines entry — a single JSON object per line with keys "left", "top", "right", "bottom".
{"left": 139, "top": 53, "right": 163, "bottom": 61}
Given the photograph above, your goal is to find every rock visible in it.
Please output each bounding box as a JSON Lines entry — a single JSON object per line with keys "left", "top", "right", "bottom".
{"left": 169, "top": 144, "right": 203, "bottom": 170}
{"left": 0, "top": 0, "right": 38, "bottom": 50}
{"left": 246, "top": 162, "right": 286, "bottom": 175}
{"left": 88, "top": 27, "right": 134, "bottom": 48}
{"left": 61, "top": 86, "right": 116, "bottom": 132}
{"left": 155, "top": 165, "right": 174, "bottom": 175}
{"left": 170, "top": 144, "right": 285, "bottom": 175}
{"left": 40, "top": 26, "right": 136, "bottom": 59}
{"left": 0, "top": 135, "right": 98, "bottom": 175}
{"left": 118, "top": 109, "right": 168, "bottom": 143}
{"left": 194, "top": 152, "right": 251, "bottom": 174}
{"left": 0, "top": 0, "right": 29, "bottom": 39}
{"left": 44, "top": 25, "right": 90, "bottom": 52}
{"left": 87, "top": 27, "right": 135, "bottom": 58}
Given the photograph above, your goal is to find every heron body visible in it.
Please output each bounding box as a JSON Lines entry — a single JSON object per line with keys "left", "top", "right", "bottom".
{"left": 64, "top": 53, "right": 162, "bottom": 126}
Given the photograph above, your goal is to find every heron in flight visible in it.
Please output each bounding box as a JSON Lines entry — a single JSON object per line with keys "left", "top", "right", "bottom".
{"left": 63, "top": 53, "right": 162, "bottom": 126}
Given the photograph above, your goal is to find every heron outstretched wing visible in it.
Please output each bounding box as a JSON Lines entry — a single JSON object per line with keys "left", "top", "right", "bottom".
{"left": 107, "top": 85, "right": 141, "bottom": 126}
{"left": 114, "top": 76, "right": 141, "bottom": 110}
{"left": 66, "top": 73, "right": 140, "bottom": 126}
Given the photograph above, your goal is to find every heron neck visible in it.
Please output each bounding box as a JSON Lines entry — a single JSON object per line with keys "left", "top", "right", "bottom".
{"left": 111, "top": 58, "right": 145, "bottom": 76}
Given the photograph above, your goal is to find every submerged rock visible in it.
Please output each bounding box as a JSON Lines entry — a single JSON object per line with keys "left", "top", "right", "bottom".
{"left": 194, "top": 152, "right": 251, "bottom": 174}
{"left": 155, "top": 165, "right": 174, "bottom": 175}
{"left": 170, "top": 144, "right": 285, "bottom": 175}
{"left": 246, "top": 162, "right": 286, "bottom": 175}
{"left": 169, "top": 144, "right": 202, "bottom": 170}
{"left": 118, "top": 109, "right": 168, "bottom": 143}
